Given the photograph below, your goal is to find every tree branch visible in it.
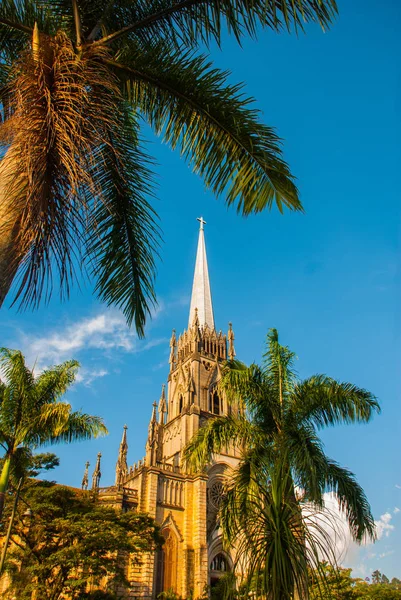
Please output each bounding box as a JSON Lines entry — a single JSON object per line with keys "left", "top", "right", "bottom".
{"left": 88, "top": 0, "right": 201, "bottom": 48}
{"left": 71, "top": 0, "right": 83, "bottom": 48}
{"left": 86, "top": 0, "right": 116, "bottom": 41}
{"left": 0, "top": 17, "right": 33, "bottom": 35}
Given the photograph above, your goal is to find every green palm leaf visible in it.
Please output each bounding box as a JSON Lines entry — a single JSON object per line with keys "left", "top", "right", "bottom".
{"left": 113, "top": 43, "right": 300, "bottom": 216}
{"left": 291, "top": 374, "right": 380, "bottom": 428}
{"left": 85, "top": 103, "right": 160, "bottom": 335}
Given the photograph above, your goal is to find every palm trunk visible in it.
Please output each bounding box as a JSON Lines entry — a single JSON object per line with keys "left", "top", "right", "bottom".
{"left": 0, "top": 477, "right": 22, "bottom": 575}
{"left": 286, "top": 479, "right": 308, "bottom": 600}
{"left": 0, "top": 147, "right": 27, "bottom": 307}
{"left": 0, "top": 453, "right": 12, "bottom": 520}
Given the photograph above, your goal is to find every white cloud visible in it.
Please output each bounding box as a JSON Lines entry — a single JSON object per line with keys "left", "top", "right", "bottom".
{"left": 375, "top": 512, "right": 394, "bottom": 539}
{"left": 394, "top": 507, "right": 400, "bottom": 514}
{"left": 5, "top": 308, "right": 168, "bottom": 387}
{"left": 75, "top": 368, "right": 109, "bottom": 387}
{"left": 395, "top": 484, "right": 401, "bottom": 490}
{"left": 25, "top": 312, "right": 137, "bottom": 366}
{"left": 303, "top": 494, "right": 397, "bottom": 578}
{"left": 378, "top": 550, "right": 394, "bottom": 559}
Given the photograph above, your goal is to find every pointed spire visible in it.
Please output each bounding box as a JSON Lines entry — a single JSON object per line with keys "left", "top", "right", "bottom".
{"left": 92, "top": 453, "right": 102, "bottom": 490}
{"left": 151, "top": 400, "right": 157, "bottom": 422}
{"left": 158, "top": 384, "right": 167, "bottom": 424}
{"left": 169, "top": 329, "right": 177, "bottom": 370}
{"left": 228, "top": 322, "right": 236, "bottom": 361}
{"left": 81, "top": 461, "right": 90, "bottom": 491}
{"left": 188, "top": 217, "right": 215, "bottom": 330}
{"left": 115, "top": 425, "right": 128, "bottom": 487}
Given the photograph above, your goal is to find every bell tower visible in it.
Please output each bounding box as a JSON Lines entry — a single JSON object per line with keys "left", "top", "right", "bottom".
{"left": 160, "top": 217, "right": 235, "bottom": 463}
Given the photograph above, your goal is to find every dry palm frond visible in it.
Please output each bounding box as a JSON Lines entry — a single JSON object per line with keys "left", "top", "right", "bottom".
{"left": 0, "top": 31, "right": 122, "bottom": 308}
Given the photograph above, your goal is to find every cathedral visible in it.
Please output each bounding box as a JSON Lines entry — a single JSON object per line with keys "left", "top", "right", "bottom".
{"left": 89, "top": 218, "right": 241, "bottom": 599}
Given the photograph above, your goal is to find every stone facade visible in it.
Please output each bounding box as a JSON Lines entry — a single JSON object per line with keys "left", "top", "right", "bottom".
{"left": 96, "top": 221, "right": 240, "bottom": 599}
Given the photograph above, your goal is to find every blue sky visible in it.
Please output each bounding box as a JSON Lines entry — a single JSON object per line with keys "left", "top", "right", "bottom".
{"left": 1, "top": 0, "right": 400, "bottom": 581}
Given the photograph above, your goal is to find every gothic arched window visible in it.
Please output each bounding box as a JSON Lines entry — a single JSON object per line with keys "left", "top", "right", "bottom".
{"left": 210, "top": 553, "right": 229, "bottom": 572}
{"left": 179, "top": 394, "right": 183, "bottom": 413}
{"left": 211, "top": 389, "right": 220, "bottom": 415}
{"left": 156, "top": 527, "right": 178, "bottom": 594}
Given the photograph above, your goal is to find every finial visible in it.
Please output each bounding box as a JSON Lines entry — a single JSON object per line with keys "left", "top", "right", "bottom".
{"left": 169, "top": 329, "right": 177, "bottom": 369}
{"left": 192, "top": 306, "right": 200, "bottom": 330}
{"left": 116, "top": 426, "right": 128, "bottom": 487}
{"left": 151, "top": 401, "right": 157, "bottom": 423}
{"left": 158, "top": 384, "right": 167, "bottom": 423}
{"left": 228, "top": 322, "right": 236, "bottom": 361}
{"left": 197, "top": 216, "right": 206, "bottom": 230}
{"left": 91, "top": 453, "right": 102, "bottom": 491}
{"left": 81, "top": 461, "right": 90, "bottom": 491}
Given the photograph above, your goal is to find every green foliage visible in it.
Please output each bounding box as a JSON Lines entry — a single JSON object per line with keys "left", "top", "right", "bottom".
{"left": 309, "top": 564, "right": 401, "bottom": 600}
{"left": 210, "top": 572, "right": 239, "bottom": 600}
{"left": 0, "top": 0, "right": 337, "bottom": 332}
{"left": 5, "top": 482, "right": 163, "bottom": 600}
{"left": 78, "top": 591, "right": 120, "bottom": 599}
{"left": 184, "top": 329, "right": 379, "bottom": 599}
{"left": 158, "top": 590, "right": 182, "bottom": 600}
{"left": 0, "top": 347, "right": 107, "bottom": 519}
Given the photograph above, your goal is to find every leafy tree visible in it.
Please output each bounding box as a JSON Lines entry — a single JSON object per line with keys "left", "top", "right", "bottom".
{"left": 372, "top": 571, "right": 383, "bottom": 585}
{"left": 309, "top": 563, "right": 358, "bottom": 600}
{"left": 0, "top": 449, "right": 59, "bottom": 574}
{"left": 0, "top": 0, "right": 337, "bottom": 334}
{"left": 0, "top": 347, "right": 107, "bottom": 519}
{"left": 184, "top": 329, "right": 379, "bottom": 599}
{"left": 310, "top": 565, "right": 401, "bottom": 600}
{"left": 5, "top": 482, "right": 163, "bottom": 600}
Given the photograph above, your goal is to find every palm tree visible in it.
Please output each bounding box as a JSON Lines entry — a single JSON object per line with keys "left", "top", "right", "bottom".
{"left": 0, "top": 347, "right": 107, "bottom": 519}
{"left": 184, "top": 329, "right": 379, "bottom": 598}
{"left": 0, "top": 0, "right": 337, "bottom": 335}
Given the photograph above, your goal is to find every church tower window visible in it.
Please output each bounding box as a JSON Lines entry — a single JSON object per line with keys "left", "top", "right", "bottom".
{"left": 210, "top": 553, "right": 228, "bottom": 572}
{"left": 179, "top": 394, "right": 183, "bottom": 413}
{"left": 209, "top": 388, "right": 220, "bottom": 415}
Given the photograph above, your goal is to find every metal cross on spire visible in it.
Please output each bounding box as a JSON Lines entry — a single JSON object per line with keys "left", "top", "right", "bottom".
{"left": 197, "top": 216, "right": 206, "bottom": 230}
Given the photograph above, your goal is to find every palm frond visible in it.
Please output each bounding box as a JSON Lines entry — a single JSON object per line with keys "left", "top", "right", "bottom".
{"left": 50, "top": 410, "right": 108, "bottom": 443}
{"left": 263, "top": 328, "right": 298, "bottom": 401}
{"left": 33, "top": 360, "right": 79, "bottom": 405}
{"left": 0, "top": 34, "right": 122, "bottom": 310}
{"left": 26, "top": 405, "right": 107, "bottom": 445}
{"left": 90, "top": 0, "right": 338, "bottom": 50}
{"left": 323, "top": 460, "right": 376, "bottom": 542}
{"left": 291, "top": 374, "right": 380, "bottom": 429}
{"left": 219, "top": 361, "right": 264, "bottom": 404}
{"left": 183, "top": 414, "right": 254, "bottom": 471}
{"left": 109, "top": 43, "right": 301, "bottom": 216}
{"left": 85, "top": 103, "right": 160, "bottom": 335}
{"left": 286, "top": 423, "right": 328, "bottom": 504}
{"left": 0, "top": 349, "right": 34, "bottom": 435}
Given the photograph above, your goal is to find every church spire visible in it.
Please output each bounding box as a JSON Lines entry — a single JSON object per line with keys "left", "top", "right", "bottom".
{"left": 81, "top": 461, "right": 90, "bottom": 491}
{"left": 188, "top": 217, "right": 215, "bottom": 329}
{"left": 115, "top": 425, "right": 128, "bottom": 488}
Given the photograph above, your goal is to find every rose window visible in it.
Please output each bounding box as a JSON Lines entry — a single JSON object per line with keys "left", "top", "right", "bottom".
{"left": 209, "top": 481, "right": 224, "bottom": 509}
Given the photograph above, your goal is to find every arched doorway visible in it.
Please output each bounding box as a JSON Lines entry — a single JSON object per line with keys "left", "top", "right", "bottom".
{"left": 209, "top": 551, "right": 231, "bottom": 589}
{"left": 156, "top": 527, "right": 178, "bottom": 594}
